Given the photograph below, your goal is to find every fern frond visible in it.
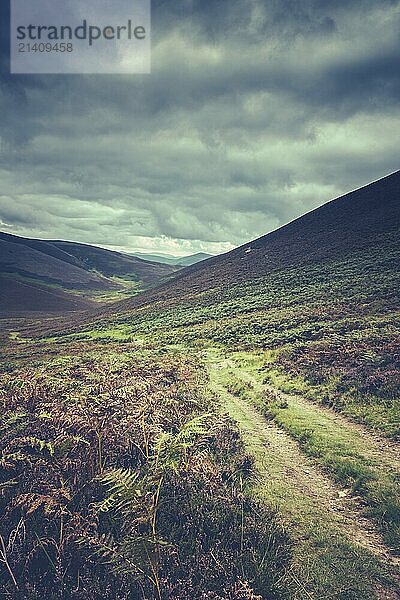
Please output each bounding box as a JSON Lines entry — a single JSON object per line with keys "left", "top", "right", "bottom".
{"left": 78, "top": 532, "right": 117, "bottom": 562}
{"left": 98, "top": 468, "right": 147, "bottom": 518}
{"left": 18, "top": 437, "right": 54, "bottom": 456}
{"left": 94, "top": 494, "right": 117, "bottom": 513}
{"left": 0, "top": 478, "right": 18, "bottom": 492}
{"left": 14, "top": 493, "right": 60, "bottom": 516}
{"left": 0, "top": 451, "right": 31, "bottom": 469}
{"left": 0, "top": 412, "right": 29, "bottom": 436}
{"left": 153, "top": 413, "right": 212, "bottom": 473}
{"left": 53, "top": 433, "right": 89, "bottom": 458}
{"left": 175, "top": 414, "right": 211, "bottom": 443}
{"left": 111, "top": 535, "right": 162, "bottom": 578}
{"left": 98, "top": 467, "right": 140, "bottom": 495}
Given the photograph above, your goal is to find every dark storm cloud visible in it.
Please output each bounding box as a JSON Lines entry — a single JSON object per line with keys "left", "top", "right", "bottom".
{"left": 0, "top": 0, "right": 399, "bottom": 254}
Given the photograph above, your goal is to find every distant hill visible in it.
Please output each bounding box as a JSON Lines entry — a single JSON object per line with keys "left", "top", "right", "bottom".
{"left": 51, "top": 241, "right": 180, "bottom": 285}
{"left": 132, "top": 252, "right": 214, "bottom": 266}
{"left": 176, "top": 252, "right": 214, "bottom": 266}
{"left": 0, "top": 233, "right": 179, "bottom": 314}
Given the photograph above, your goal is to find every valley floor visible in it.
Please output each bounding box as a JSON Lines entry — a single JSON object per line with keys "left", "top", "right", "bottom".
{"left": 207, "top": 349, "right": 400, "bottom": 600}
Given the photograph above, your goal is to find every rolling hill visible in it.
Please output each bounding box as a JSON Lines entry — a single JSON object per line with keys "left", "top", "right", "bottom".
{"left": 0, "top": 277, "right": 93, "bottom": 314}
{"left": 0, "top": 232, "right": 179, "bottom": 314}
{"left": 175, "top": 252, "right": 214, "bottom": 266}
{"left": 51, "top": 240, "right": 181, "bottom": 284}
{"left": 132, "top": 251, "right": 214, "bottom": 266}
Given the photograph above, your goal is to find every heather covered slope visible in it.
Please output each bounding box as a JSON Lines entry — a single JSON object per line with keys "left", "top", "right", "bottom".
{"left": 0, "top": 277, "right": 92, "bottom": 315}
{"left": 110, "top": 171, "right": 399, "bottom": 309}
{"left": 0, "top": 233, "right": 112, "bottom": 291}
{"left": 0, "top": 232, "right": 179, "bottom": 313}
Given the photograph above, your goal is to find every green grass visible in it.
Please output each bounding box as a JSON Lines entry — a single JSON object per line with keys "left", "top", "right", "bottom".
{"left": 40, "top": 324, "right": 138, "bottom": 344}
{"left": 223, "top": 351, "right": 400, "bottom": 553}
{"left": 209, "top": 359, "right": 392, "bottom": 600}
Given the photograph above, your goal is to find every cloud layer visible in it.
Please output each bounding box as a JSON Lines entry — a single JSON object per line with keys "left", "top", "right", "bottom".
{"left": 0, "top": 0, "right": 399, "bottom": 255}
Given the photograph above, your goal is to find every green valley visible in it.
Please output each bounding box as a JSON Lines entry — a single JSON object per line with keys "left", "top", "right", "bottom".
{"left": 0, "top": 172, "right": 399, "bottom": 599}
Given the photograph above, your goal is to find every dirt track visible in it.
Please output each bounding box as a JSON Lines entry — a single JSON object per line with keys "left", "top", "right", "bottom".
{"left": 209, "top": 357, "right": 400, "bottom": 599}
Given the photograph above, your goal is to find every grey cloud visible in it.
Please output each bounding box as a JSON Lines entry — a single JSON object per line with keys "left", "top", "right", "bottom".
{"left": 0, "top": 0, "right": 399, "bottom": 253}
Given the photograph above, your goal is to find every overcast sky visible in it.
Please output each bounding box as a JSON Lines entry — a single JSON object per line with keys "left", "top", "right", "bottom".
{"left": 0, "top": 0, "right": 399, "bottom": 256}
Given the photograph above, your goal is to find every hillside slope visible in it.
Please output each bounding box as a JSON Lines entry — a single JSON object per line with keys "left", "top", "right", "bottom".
{"left": 102, "top": 170, "right": 399, "bottom": 313}
{"left": 176, "top": 252, "right": 214, "bottom": 266}
{"left": 0, "top": 232, "right": 179, "bottom": 313}
{"left": 0, "top": 277, "right": 92, "bottom": 315}
{"left": 0, "top": 234, "right": 115, "bottom": 291}
{"left": 52, "top": 241, "right": 180, "bottom": 285}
